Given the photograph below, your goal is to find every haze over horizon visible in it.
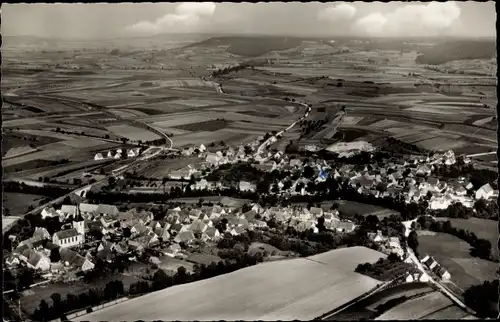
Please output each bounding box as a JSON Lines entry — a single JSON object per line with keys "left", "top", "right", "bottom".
{"left": 2, "top": 2, "right": 496, "bottom": 40}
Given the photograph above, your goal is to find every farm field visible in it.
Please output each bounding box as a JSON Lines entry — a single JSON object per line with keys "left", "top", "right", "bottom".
{"left": 107, "top": 124, "right": 161, "bottom": 142}
{"left": 434, "top": 217, "right": 499, "bottom": 259}
{"left": 328, "top": 282, "right": 436, "bottom": 321}
{"left": 336, "top": 200, "right": 400, "bottom": 219}
{"left": 3, "top": 192, "right": 46, "bottom": 215}
{"left": 20, "top": 274, "right": 145, "bottom": 315}
{"left": 75, "top": 247, "right": 385, "bottom": 321}
{"left": 417, "top": 232, "right": 498, "bottom": 290}
{"left": 375, "top": 291, "right": 454, "bottom": 320}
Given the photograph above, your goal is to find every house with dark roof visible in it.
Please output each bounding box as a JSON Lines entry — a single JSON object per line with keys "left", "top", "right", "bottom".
{"left": 60, "top": 205, "right": 77, "bottom": 217}
{"left": 201, "top": 226, "right": 221, "bottom": 242}
{"left": 96, "top": 204, "right": 119, "bottom": 217}
{"left": 174, "top": 230, "right": 196, "bottom": 244}
{"left": 79, "top": 203, "right": 99, "bottom": 215}
{"left": 26, "top": 250, "right": 51, "bottom": 271}
{"left": 59, "top": 248, "right": 94, "bottom": 271}
{"left": 52, "top": 228, "right": 83, "bottom": 248}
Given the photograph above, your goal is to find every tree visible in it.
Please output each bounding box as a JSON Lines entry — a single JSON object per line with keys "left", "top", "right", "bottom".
{"left": 50, "top": 248, "right": 61, "bottom": 262}
{"left": 303, "top": 166, "right": 315, "bottom": 179}
{"left": 407, "top": 231, "right": 419, "bottom": 257}
{"left": 463, "top": 280, "right": 499, "bottom": 318}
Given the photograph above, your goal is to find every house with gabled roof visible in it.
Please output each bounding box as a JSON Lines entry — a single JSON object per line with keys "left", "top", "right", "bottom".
{"left": 201, "top": 226, "right": 221, "bottom": 242}
{"left": 190, "top": 220, "right": 208, "bottom": 233}
{"left": 79, "top": 203, "right": 99, "bottom": 215}
{"left": 164, "top": 243, "right": 182, "bottom": 257}
{"left": 26, "top": 250, "right": 51, "bottom": 272}
{"left": 60, "top": 205, "right": 77, "bottom": 218}
{"left": 60, "top": 248, "right": 94, "bottom": 271}
{"left": 53, "top": 228, "right": 83, "bottom": 248}
{"left": 41, "top": 207, "right": 59, "bottom": 220}
{"left": 174, "top": 230, "right": 196, "bottom": 244}
{"left": 154, "top": 227, "right": 171, "bottom": 241}
{"left": 476, "top": 183, "right": 494, "bottom": 200}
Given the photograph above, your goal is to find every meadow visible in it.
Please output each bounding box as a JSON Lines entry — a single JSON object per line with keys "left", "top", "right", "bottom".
{"left": 417, "top": 232, "right": 498, "bottom": 290}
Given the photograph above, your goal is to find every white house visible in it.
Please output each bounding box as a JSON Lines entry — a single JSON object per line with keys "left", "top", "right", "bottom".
{"left": 107, "top": 151, "right": 113, "bottom": 158}
{"left": 94, "top": 153, "right": 104, "bottom": 161}
{"left": 52, "top": 228, "right": 84, "bottom": 248}
{"left": 41, "top": 207, "right": 59, "bottom": 220}
{"left": 475, "top": 183, "right": 494, "bottom": 200}
{"left": 60, "top": 205, "right": 77, "bottom": 218}
{"left": 199, "top": 144, "right": 207, "bottom": 152}
{"left": 239, "top": 181, "right": 256, "bottom": 192}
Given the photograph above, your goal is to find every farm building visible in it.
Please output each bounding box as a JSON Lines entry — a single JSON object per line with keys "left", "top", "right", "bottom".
{"left": 60, "top": 248, "right": 95, "bottom": 271}
{"left": 94, "top": 153, "right": 104, "bottom": 160}
{"left": 41, "top": 207, "right": 59, "bottom": 220}
{"left": 475, "top": 183, "right": 494, "bottom": 200}
{"left": 239, "top": 181, "right": 256, "bottom": 192}
{"left": 26, "top": 250, "right": 51, "bottom": 271}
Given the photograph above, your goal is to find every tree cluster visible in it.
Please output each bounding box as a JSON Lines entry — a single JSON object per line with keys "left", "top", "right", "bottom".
{"left": 463, "top": 279, "right": 499, "bottom": 318}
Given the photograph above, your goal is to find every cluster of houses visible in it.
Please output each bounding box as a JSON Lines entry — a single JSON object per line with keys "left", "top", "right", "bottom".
{"left": 421, "top": 254, "right": 451, "bottom": 280}
{"left": 6, "top": 199, "right": 358, "bottom": 277}
{"left": 367, "top": 230, "right": 405, "bottom": 258}
{"left": 94, "top": 148, "right": 142, "bottom": 161}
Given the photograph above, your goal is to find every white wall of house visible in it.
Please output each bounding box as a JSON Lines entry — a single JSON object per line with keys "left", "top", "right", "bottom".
{"left": 53, "top": 235, "right": 84, "bottom": 248}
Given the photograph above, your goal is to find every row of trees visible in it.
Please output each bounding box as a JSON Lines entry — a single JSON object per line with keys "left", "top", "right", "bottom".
{"left": 3, "top": 181, "right": 72, "bottom": 200}
{"left": 211, "top": 64, "right": 250, "bottom": 77}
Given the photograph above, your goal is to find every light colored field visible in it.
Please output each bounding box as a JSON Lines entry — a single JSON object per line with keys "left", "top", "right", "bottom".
{"left": 341, "top": 116, "right": 364, "bottom": 126}
{"left": 150, "top": 115, "right": 212, "bottom": 128}
{"left": 415, "top": 137, "right": 469, "bottom": 151}
{"left": 221, "top": 128, "right": 266, "bottom": 135}
{"left": 369, "top": 119, "right": 403, "bottom": 129}
{"left": 107, "top": 124, "right": 161, "bottom": 141}
{"left": 18, "top": 129, "right": 72, "bottom": 140}
{"left": 406, "top": 106, "right": 468, "bottom": 115}
{"left": 376, "top": 291, "right": 453, "bottom": 320}
{"left": 171, "top": 99, "right": 226, "bottom": 107}
{"left": 2, "top": 216, "right": 21, "bottom": 231}
{"left": 473, "top": 116, "right": 495, "bottom": 126}
{"left": 4, "top": 145, "right": 37, "bottom": 158}
{"left": 3, "top": 118, "right": 46, "bottom": 127}
{"left": 75, "top": 247, "right": 384, "bottom": 322}
{"left": 59, "top": 138, "right": 110, "bottom": 148}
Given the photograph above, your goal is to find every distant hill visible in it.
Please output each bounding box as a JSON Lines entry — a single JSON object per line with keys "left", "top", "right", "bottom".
{"left": 415, "top": 39, "right": 496, "bottom": 65}
{"left": 184, "top": 35, "right": 305, "bottom": 57}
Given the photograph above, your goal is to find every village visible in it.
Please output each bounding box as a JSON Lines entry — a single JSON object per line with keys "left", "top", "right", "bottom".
{"left": 5, "top": 135, "right": 495, "bottom": 285}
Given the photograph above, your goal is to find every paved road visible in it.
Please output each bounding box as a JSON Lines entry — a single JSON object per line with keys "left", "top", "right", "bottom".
{"left": 406, "top": 248, "right": 472, "bottom": 312}
{"left": 256, "top": 103, "right": 311, "bottom": 156}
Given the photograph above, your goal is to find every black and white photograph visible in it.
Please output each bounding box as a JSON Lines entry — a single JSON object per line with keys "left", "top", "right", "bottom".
{"left": 1, "top": 1, "right": 498, "bottom": 321}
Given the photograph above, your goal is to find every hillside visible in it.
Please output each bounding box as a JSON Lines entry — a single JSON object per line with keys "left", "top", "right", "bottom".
{"left": 184, "top": 36, "right": 304, "bottom": 57}
{"left": 76, "top": 247, "right": 385, "bottom": 321}
{"left": 416, "top": 40, "right": 496, "bottom": 65}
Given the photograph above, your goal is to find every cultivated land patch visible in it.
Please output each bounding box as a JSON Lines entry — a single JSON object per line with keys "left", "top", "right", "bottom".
{"left": 434, "top": 217, "right": 499, "bottom": 259}
{"left": 107, "top": 124, "right": 161, "bottom": 141}
{"left": 418, "top": 232, "right": 498, "bottom": 290}
{"left": 3, "top": 192, "right": 45, "bottom": 215}
{"left": 173, "top": 119, "right": 229, "bottom": 132}
{"left": 75, "top": 247, "right": 384, "bottom": 321}
{"left": 375, "top": 291, "right": 453, "bottom": 320}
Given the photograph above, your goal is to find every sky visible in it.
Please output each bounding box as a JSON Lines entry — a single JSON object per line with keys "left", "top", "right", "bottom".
{"left": 1, "top": 2, "right": 496, "bottom": 39}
